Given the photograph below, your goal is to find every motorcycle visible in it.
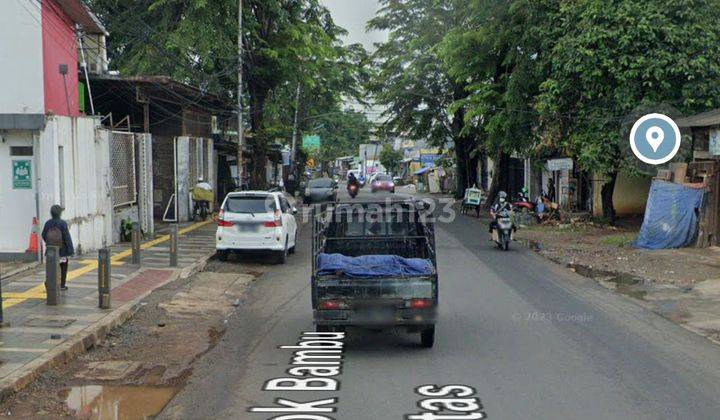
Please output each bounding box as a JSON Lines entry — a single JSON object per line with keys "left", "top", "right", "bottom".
{"left": 347, "top": 183, "right": 359, "bottom": 198}
{"left": 513, "top": 192, "right": 535, "bottom": 212}
{"left": 492, "top": 210, "right": 514, "bottom": 251}
{"left": 193, "top": 200, "right": 210, "bottom": 221}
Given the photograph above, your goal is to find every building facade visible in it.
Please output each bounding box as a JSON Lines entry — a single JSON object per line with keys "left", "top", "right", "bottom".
{"left": 0, "top": 0, "right": 110, "bottom": 259}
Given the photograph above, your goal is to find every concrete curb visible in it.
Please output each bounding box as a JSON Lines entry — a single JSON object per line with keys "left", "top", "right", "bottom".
{"left": 0, "top": 251, "right": 214, "bottom": 402}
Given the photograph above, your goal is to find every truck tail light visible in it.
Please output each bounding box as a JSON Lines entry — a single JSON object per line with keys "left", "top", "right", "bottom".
{"left": 407, "top": 299, "right": 433, "bottom": 309}
{"left": 264, "top": 210, "right": 283, "bottom": 227}
{"left": 318, "top": 300, "right": 348, "bottom": 310}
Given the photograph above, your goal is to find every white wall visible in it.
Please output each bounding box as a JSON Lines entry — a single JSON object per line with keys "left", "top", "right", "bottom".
{"left": 0, "top": 0, "right": 44, "bottom": 115}
{"left": 0, "top": 130, "right": 38, "bottom": 256}
{"left": 37, "top": 117, "right": 113, "bottom": 254}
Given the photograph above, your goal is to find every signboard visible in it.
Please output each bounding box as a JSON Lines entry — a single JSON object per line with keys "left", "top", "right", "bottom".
{"left": 465, "top": 187, "right": 482, "bottom": 205}
{"left": 547, "top": 158, "right": 574, "bottom": 172}
{"left": 12, "top": 160, "right": 32, "bottom": 189}
{"left": 710, "top": 129, "right": 720, "bottom": 156}
{"left": 420, "top": 154, "right": 442, "bottom": 167}
{"left": 302, "top": 135, "right": 321, "bottom": 151}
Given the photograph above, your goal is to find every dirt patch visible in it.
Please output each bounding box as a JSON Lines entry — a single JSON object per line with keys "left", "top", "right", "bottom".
{"left": 0, "top": 259, "right": 263, "bottom": 419}
{"left": 516, "top": 222, "right": 720, "bottom": 286}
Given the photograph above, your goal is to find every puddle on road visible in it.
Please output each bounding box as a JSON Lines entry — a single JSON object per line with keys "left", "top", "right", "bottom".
{"left": 63, "top": 385, "right": 177, "bottom": 419}
{"left": 568, "top": 263, "right": 648, "bottom": 300}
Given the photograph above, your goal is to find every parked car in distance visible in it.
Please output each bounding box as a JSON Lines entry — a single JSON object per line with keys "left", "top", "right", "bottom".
{"left": 371, "top": 173, "right": 395, "bottom": 193}
{"left": 216, "top": 191, "right": 298, "bottom": 264}
{"left": 303, "top": 178, "right": 338, "bottom": 204}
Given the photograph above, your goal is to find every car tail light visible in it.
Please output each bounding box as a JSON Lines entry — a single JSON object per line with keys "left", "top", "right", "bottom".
{"left": 218, "top": 219, "right": 234, "bottom": 227}
{"left": 318, "top": 300, "right": 348, "bottom": 310}
{"left": 407, "top": 299, "right": 433, "bottom": 309}
{"left": 263, "top": 210, "right": 283, "bottom": 228}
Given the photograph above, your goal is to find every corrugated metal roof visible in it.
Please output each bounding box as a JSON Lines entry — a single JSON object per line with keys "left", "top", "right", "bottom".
{"left": 55, "top": 0, "right": 107, "bottom": 35}
{"left": 676, "top": 109, "right": 720, "bottom": 128}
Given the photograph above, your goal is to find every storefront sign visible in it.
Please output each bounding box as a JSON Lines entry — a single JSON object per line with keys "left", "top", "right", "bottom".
{"left": 12, "top": 160, "right": 32, "bottom": 189}
{"left": 466, "top": 187, "right": 482, "bottom": 205}
{"left": 547, "top": 158, "right": 574, "bottom": 171}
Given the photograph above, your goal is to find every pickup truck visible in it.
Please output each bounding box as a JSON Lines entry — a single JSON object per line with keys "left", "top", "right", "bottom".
{"left": 311, "top": 199, "right": 438, "bottom": 347}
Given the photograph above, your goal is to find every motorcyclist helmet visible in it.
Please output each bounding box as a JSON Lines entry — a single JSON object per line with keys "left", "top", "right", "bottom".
{"left": 498, "top": 191, "right": 507, "bottom": 204}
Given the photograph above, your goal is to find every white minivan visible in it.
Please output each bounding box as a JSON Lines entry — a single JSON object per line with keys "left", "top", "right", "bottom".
{"left": 216, "top": 191, "right": 298, "bottom": 264}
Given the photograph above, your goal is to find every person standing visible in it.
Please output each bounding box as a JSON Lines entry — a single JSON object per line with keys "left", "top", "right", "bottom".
{"left": 41, "top": 205, "right": 74, "bottom": 290}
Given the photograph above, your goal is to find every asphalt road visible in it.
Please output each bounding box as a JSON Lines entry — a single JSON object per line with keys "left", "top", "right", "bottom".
{"left": 161, "top": 187, "right": 720, "bottom": 420}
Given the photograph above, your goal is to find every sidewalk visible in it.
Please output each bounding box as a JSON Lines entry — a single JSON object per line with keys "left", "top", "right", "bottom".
{"left": 0, "top": 220, "right": 217, "bottom": 400}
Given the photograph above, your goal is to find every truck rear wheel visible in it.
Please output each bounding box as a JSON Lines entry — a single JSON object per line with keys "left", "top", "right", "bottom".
{"left": 420, "top": 326, "right": 435, "bottom": 348}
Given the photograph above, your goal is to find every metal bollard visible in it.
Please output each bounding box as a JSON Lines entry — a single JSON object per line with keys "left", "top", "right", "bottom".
{"left": 131, "top": 222, "right": 141, "bottom": 265}
{"left": 169, "top": 224, "right": 178, "bottom": 267}
{"left": 45, "top": 246, "right": 60, "bottom": 306}
{"left": 98, "top": 248, "right": 111, "bottom": 309}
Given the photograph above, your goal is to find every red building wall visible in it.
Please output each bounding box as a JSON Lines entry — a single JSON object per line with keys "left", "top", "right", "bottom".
{"left": 42, "top": 0, "right": 80, "bottom": 117}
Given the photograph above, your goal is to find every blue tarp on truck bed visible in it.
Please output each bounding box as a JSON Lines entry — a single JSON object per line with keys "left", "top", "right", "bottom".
{"left": 635, "top": 180, "right": 705, "bottom": 250}
{"left": 317, "top": 253, "right": 434, "bottom": 279}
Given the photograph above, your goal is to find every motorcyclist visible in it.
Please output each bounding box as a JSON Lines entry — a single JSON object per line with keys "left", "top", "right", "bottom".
{"left": 517, "top": 187, "right": 530, "bottom": 202}
{"left": 489, "top": 191, "right": 513, "bottom": 234}
{"left": 347, "top": 172, "right": 360, "bottom": 190}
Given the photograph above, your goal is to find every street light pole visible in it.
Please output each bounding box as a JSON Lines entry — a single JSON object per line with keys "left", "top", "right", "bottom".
{"left": 290, "top": 84, "right": 302, "bottom": 172}
{"left": 237, "top": 0, "right": 244, "bottom": 190}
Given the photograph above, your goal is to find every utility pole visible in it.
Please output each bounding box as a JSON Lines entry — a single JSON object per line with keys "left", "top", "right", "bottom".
{"left": 237, "top": 0, "right": 244, "bottom": 190}
{"left": 290, "top": 84, "right": 302, "bottom": 172}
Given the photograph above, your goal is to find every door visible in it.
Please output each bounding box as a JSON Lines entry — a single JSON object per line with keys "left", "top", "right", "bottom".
{"left": 279, "top": 196, "right": 297, "bottom": 247}
{"left": 0, "top": 132, "right": 37, "bottom": 255}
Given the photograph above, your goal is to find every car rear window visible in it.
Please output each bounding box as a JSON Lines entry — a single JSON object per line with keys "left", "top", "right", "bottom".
{"left": 224, "top": 196, "right": 277, "bottom": 213}
{"left": 375, "top": 175, "right": 391, "bottom": 181}
{"left": 309, "top": 179, "right": 333, "bottom": 188}
{"left": 333, "top": 209, "right": 417, "bottom": 237}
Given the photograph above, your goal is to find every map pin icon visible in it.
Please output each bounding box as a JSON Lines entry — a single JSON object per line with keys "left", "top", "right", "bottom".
{"left": 646, "top": 126, "right": 665, "bottom": 153}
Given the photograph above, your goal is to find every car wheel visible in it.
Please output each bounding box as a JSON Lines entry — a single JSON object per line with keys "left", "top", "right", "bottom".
{"left": 289, "top": 231, "right": 297, "bottom": 254}
{"left": 420, "top": 326, "right": 435, "bottom": 348}
{"left": 276, "top": 237, "right": 288, "bottom": 264}
{"left": 217, "top": 250, "right": 229, "bottom": 262}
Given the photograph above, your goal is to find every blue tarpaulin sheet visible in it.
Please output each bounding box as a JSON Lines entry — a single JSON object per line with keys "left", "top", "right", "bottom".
{"left": 635, "top": 181, "right": 705, "bottom": 250}
{"left": 316, "top": 253, "right": 434, "bottom": 278}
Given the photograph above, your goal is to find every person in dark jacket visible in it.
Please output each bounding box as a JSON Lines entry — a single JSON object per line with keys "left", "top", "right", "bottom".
{"left": 41, "top": 205, "right": 74, "bottom": 290}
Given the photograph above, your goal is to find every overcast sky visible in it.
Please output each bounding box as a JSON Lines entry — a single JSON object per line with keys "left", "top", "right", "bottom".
{"left": 321, "top": 0, "right": 388, "bottom": 51}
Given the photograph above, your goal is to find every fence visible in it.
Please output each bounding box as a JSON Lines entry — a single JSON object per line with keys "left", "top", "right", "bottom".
{"left": 110, "top": 131, "right": 137, "bottom": 208}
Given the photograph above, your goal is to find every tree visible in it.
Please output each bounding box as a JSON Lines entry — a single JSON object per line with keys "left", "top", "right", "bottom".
{"left": 88, "top": 0, "right": 367, "bottom": 188}
{"left": 535, "top": 0, "right": 720, "bottom": 221}
{"left": 379, "top": 144, "right": 403, "bottom": 176}
{"left": 368, "top": 0, "right": 477, "bottom": 198}
{"left": 438, "top": 0, "right": 560, "bottom": 208}
{"left": 314, "top": 110, "right": 372, "bottom": 168}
